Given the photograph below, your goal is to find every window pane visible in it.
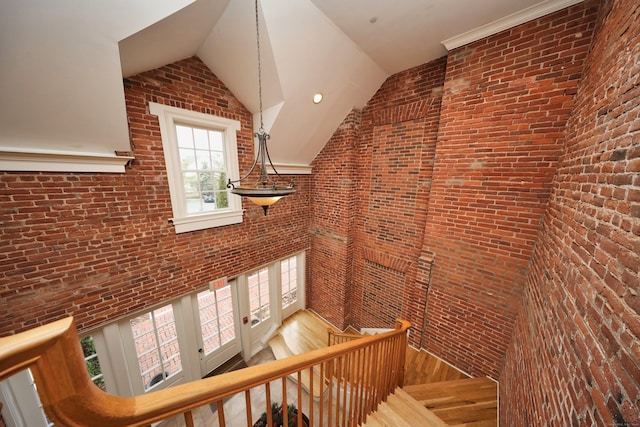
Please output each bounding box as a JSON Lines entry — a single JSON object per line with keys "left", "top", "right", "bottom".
{"left": 176, "top": 125, "right": 194, "bottom": 148}
{"left": 215, "top": 192, "right": 228, "bottom": 209}
{"left": 199, "top": 172, "right": 215, "bottom": 191}
{"left": 197, "top": 281, "right": 236, "bottom": 355}
{"left": 281, "top": 256, "right": 297, "bottom": 309}
{"left": 179, "top": 148, "right": 196, "bottom": 170}
{"left": 183, "top": 172, "right": 198, "bottom": 192}
{"left": 211, "top": 151, "right": 224, "bottom": 170}
{"left": 196, "top": 149, "right": 211, "bottom": 169}
{"left": 175, "top": 123, "right": 230, "bottom": 216}
{"left": 193, "top": 128, "right": 209, "bottom": 150}
{"left": 130, "top": 305, "right": 182, "bottom": 390}
{"left": 216, "top": 286, "right": 235, "bottom": 345}
{"left": 81, "top": 336, "right": 106, "bottom": 391}
{"left": 210, "top": 131, "right": 224, "bottom": 151}
{"left": 248, "top": 268, "right": 270, "bottom": 327}
{"left": 185, "top": 192, "right": 202, "bottom": 214}
{"left": 198, "top": 289, "right": 221, "bottom": 354}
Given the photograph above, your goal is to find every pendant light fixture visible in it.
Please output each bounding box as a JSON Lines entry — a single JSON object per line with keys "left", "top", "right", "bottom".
{"left": 227, "top": 0, "right": 295, "bottom": 216}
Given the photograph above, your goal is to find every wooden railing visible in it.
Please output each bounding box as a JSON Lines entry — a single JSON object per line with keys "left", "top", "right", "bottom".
{"left": 0, "top": 317, "right": 410, "bottom": 427}
{"left": 327, "top": 330, "right": 364, "bottom": 346}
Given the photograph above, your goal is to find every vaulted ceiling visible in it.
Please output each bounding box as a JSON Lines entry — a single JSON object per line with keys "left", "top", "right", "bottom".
{"left": 0, "top": 0, "right": 583, "bottom": 172}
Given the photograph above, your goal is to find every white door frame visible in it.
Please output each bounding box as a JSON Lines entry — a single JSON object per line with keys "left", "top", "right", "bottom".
{"left": 190, "top": 278, "right": 242, "bottom": 377}
{"left": 0, "top": 370, "right": 49, "bottom": 427}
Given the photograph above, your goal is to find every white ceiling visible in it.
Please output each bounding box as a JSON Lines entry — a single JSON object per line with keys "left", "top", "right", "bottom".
{"left": 0, "top": 0, "right": 583, "bottom": 172}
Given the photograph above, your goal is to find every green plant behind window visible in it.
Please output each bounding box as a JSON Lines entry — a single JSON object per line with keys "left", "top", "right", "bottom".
{"left": 80, "top": 336, "right": 106, "bottom": 390}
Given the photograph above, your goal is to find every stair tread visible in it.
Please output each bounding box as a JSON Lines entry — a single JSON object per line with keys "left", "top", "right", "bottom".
{"left": 404, "top": 377, "right": 497, "bottom": 403}
{"left": 404, "top": 348, "right": 469, "bottom": 385}
{"left": 390, "top": 388, "right": 447, "bottom": 426}
{"left": 403, "top": 377, "right": 497, "bottom": 426}
{"left": 268, "top": 334, "right": 295, "bottom": 359}
{"left": 451, "top": 419, "right": 499, "bottom": 427}
{"left": 269, "top": 311, "right": 497, "bottom": 427}
{"left": 268, "top": 330, "right": 326, "bottom": 398}
{"left": 374, "top": 401, "right": 415, "bottom": 427}
{"left": 278, "top": 310, "right": 340, "bottom": 354}
{"left": 361, "top": 414, "right": 385, "bottom": 427}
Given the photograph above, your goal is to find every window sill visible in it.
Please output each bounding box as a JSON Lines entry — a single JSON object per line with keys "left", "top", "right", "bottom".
{"left": 171, "top": 210, "right": 243, "bottom": 233}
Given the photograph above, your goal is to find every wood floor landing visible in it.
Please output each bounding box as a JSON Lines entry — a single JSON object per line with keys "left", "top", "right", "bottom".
{"left": 274, "top": 309, "right": 340, "bottom": 355}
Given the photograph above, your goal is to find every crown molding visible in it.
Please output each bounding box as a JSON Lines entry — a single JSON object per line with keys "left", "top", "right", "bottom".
{"left": 267, "top": 163, "right": 312, "bottom": 175}
{"left": 441, "top": 0, "right": 585, "bottom": 51}
{"left": 0, "top": 147, "right": 134, "bottom": 173}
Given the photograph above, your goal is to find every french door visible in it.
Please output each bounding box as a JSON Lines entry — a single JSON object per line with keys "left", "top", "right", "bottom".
{"left": 239, "top": 253, "right": 305, "bottom": 357}
{"left": 193, "top": 278, "right": 241, "bottom": 377}
{"left": 119, "top": 303, "right": 188, "bottom": 394}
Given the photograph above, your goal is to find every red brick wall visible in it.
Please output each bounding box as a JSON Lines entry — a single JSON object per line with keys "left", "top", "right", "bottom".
{"left": 308, "top": 110, "right": 360, "bottom": 329}
{"left": 310, "top": 1, "right": 604, "bottom": 380}
{"left": 500, "top": 0, "right": 640, "bottom": 424}
{"left": 308, "top": 58, "right": 447, "bottom": 332}
{"left": 0, "top": 57, "right": 309, "bottom": 335}
{"left": 419, "top": 1, "right": 600, "bottom": 378}
{"left": 349, "top": 58, "right": 447, "bottom": 332}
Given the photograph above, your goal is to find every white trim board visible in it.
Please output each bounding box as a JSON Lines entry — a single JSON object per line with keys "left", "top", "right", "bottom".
{"left": 0, "top": 147, "right": 133, "bottom": 173}
{"left": 441, "top": 0, "right": 586, "bottom": 51}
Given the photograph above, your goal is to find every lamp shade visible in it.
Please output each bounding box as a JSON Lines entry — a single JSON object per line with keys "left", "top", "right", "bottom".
{"left": 231, "top": 185, "right": 295, "bottom": 214}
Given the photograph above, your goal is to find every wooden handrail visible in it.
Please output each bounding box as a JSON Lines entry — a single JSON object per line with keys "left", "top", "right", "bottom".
{"left": 0, "top": 317, "right": 410, "bottom": 427}
{"left": 327, "top": 329, "right": 364, "bottom": 346}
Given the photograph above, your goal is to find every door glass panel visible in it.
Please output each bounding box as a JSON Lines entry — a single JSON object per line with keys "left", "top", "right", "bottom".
{"left": 80, "top": 336, "right": 106, "bottom": 390}
{"left": 130, "top": 305, "right": 182, "bottom": 390}
{"left": 281, "top": 256, "right": 297, "bottom": 309}
{"left": 197, "top": 280, "right": 236, "bottom": 355}
{"left": 248, "top": 267, "right": 270, "bottom": 327}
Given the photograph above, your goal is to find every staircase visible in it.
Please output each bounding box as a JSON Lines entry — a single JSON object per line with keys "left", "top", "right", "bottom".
{"left": 363, "top": 377, "right": 498, "bottom": 426}
{"left": 269, "top": 311, "right": 498, "bottom": 427}
{"left": 268, "top": 310, "right": 342, "bottom": 397}
{"left": 404, "top": 377, "right": 498, "bottom": 426}
{"left": 363, "top": 387, "right": 447, "bottom": 426}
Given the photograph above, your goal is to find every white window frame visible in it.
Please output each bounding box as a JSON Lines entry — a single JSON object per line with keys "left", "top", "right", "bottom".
{"left": 280, "top": 253, "right": 304, "bottom": 319}
{"left": 149, "top": 102, "right": 243, "bottom": 233}
{"left": 119, "top": 303, "right": 188, "bottom": 395}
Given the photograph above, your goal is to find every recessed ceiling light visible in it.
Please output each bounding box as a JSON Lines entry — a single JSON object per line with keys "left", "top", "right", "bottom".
{"left": 313, "top": 93, "right": 323, "bottom": 104}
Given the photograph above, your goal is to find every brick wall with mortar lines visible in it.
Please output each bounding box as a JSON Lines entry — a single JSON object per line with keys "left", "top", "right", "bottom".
{"left": 0, "top": 57, "right": 310, "bottom": 335}
{"left": 501, "top": 0, "right": 640, "bottom": 424}
{"left": 308, "top": 110, "right": 360, "bottom": 329}
{"left": 348, "top": 58, "right": 447, "bottom": 335}
{"left": 420, "top": 1, "right": 600, "bottom": 378}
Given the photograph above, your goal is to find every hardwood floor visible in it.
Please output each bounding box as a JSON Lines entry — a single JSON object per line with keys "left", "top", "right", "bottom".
{"left": 276, "top": 310, "right": 341, "bottom": 355}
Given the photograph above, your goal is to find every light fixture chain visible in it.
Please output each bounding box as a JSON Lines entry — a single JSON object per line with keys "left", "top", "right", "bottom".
{"left": 254, "top": 0, "right": 264, "bottom": 133}
{"left": 227, "top": 0, "right": 295, "bottom": 215}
